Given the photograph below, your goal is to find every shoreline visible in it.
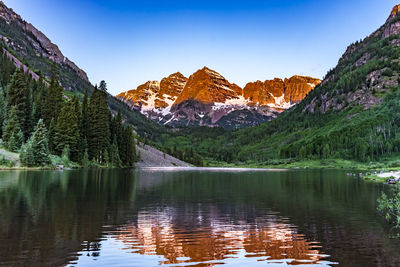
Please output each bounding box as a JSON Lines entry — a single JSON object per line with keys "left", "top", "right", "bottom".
{"left": 0, "top": 160, "right": 398, "bottom": 185}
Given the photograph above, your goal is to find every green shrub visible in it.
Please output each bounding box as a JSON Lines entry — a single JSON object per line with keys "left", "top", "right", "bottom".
{"left": 389, "top": 161, "right": 400, "bottom": 168}
{"left": 0, "top": 155, "right": 14, "bottom": 167}
{"left": 377, "top": 186, "right": 400, "bottom": 228}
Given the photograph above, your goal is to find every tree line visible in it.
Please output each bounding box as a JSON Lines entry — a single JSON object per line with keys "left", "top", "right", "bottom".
{"left": 0, "top": 52, "right": 136, "bottom": 167}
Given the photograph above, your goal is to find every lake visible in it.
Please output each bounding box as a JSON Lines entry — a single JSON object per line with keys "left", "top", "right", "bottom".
{"left": 0, "top": 168, "right": 399, "bottom": 266}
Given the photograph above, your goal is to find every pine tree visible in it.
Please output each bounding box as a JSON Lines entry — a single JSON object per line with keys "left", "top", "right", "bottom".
{"left": 99, "top": 80, "right": 108, "bottom": 92}
{"left": 32, "top": 119, "right": 51, "bottom": 166}
{"left": 42, "top": 63, "right": 64, "bottom": 127}
{"left": 48, "top": 118, "right": 55, "bottom": 153}
{"left": 114, "top": 110, "right": 123, "bottom": 153}
{"left": 81, "top": 90, "right": 89, "bottom": 140}
{"left": 3, "top": 107, "right": 23, "bottom": 152}
{"left": 5, "top": 68, "right": 29, "bottom": 139}
{"left": 24, "top": 75, "right": 34, "bottom": 136}
{"left": 322, "top": 144, "right": 330, "bottom": 159}
{"left": 110, "top": 137, "right": 122, "bottom": 167}
{"left": 82, "top": 148, "right": 90, "bottom": 167}
{"left": 0, "top": 86, "right": 6, "bottom": 136}
{"left": 72, "top": 96, "right": 84, "bottom": 161}
{"left": 21, "top": 119, "right": 51, "bottom": 167}
{"left": 32, "top": 80, "right": 46, "bottom": 125}
{"left": 54, "top": 99, "right": 80, "bottom": 162}
{"left": 20, "top": 139, "right": 35, "bottom": 167}
{"left": 0, "top": 47, "right": 16, "bottom": 88}
{"left": 87, "top": 86, "right": 110, "bottom": 163}
{"left": 104, "top": 149, "right": 110, "bottom": 167}
{"left": 61, "top": 145, "right": 70, "bottom": 165}
{"left": 121, "top": 125, "right": 136, "bottom": 167}
{"left": 7, "top": 130, "right": 24, "bottom": 152}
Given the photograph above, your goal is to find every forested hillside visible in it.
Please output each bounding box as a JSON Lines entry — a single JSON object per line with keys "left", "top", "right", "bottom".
{"left": 158, "top": 6, "right": 400, "bottom": 167}
{"left": 0, "top": 48, "right": 136, "bottom": 167}
{"left": 0, "top": 2, "right": 166, "bottom": 141}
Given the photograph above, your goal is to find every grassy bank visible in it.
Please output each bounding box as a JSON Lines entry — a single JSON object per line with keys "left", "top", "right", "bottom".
{"left": 0, "top": 147, "right": 107, "bottom": 170}
{"left": 206, "top": 157, "right": 400, "bottom": 184}
{"left": 207, "top": 158, "right": 397, "bottom": 170}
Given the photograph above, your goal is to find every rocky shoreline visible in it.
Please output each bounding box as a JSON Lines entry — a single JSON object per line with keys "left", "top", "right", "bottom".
{"left": 347, "top": 170, "right": 400, "bottom": 184}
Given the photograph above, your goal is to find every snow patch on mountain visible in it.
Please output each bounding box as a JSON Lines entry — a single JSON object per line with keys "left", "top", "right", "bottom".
{"left": 212, "top": 96, "right": 247, "bottom": 111}
{"left": 268, "top": 94, "right": 292, "bottom": 109}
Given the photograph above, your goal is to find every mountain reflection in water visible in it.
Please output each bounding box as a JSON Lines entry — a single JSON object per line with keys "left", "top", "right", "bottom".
{"left": 111, "top": 209, "right": 329, "bottom": 265}
{"left": 0, "top": 168, "right": 399, "bottom": 266}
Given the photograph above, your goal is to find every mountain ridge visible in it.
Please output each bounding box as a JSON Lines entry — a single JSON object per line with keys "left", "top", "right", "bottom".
{"left": 155, "top": 4, "right": 400, "bottom": 166}
{"left": 116, "top": 67, "right": 320, "bottom": 129}
{"left": 0, "top": 1, "right": 89, "bottom": 84}
{"left": 0, "top": 1, "right": 168, "bottom": 142}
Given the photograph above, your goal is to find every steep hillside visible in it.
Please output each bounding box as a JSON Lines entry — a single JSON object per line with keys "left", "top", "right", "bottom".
{"left": 0, "top": 2, "right": 88, "bottom": 91}
{"left": 0, "top": 1, "right": 166, "bottom": 140}
{"left": 160, "top": 4, "right": 400, "bottom": 166}
{"left": 117, "top": 67, "right": 320, "bottom": 129}
{"left": 135, "top": 143, "right": 190, "bottom": 167}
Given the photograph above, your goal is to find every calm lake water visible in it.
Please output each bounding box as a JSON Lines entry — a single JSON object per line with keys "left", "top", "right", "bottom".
{"left": 0, "top": 168, "right": 399, "bottom": 266}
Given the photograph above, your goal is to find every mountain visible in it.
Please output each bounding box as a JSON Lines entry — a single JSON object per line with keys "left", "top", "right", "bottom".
{"left": 243, "top": 75, "right": 321, "bottom": 108}
{"left": 0, "top": 1, "right": 166, "bottom": 140}
{"left": 116, "top": 67, "right": 320, "bottom": 129}
{"left": 0, "top": 2, "right": 88, "bottom": 91}
{"left": 158, "top": 4, "right": 400, "bottom": 165}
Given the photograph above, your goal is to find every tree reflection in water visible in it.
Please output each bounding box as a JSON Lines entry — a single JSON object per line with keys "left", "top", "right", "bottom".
{"left": 0, "top": 168, "right": 399, "bottom": 266}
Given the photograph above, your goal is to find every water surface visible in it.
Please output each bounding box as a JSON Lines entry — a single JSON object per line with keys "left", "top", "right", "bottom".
{"left": 0, "top": 168, "right": 399, "bottom": 266}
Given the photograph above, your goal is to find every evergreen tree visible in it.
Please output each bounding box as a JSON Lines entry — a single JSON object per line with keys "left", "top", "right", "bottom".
{"left": 110, "top": 137, "right": 122, "bottom": 167}
{"left": 82, "top": 148, "right": 90, "bottom": 167}
{"left": 114, "top": 110, "right": 123, "bottom": 153}
{"left": 24, "top": 77, "right": 33, "bottom": 137}
{"left": 299, "top": 146, "right": 307, "bottom": 159}
{"left": 32, "top": 80, "right": 46, "bottom": 125}
{"left": 322, "top": 144, "right": 330, "bottom": 159}
{"left": 0, "top": 86, "right": 6, "bottom": 136}
{"left": 48, "top": 118, "right": 55, "bottom": 153}
{"left": 81, "top": 90, "right": 89, "bottom": 140}
{"left": 3, "top": 107, "right": 23, "bottom": 152}
{"left": 20, "top": 139, "right": 35, "bottom": 167}
{"left": 121, "top": 125, "right": 136, "bottom": 167}
{"left": 53, "top": 99, "right": 80, "bottom": 162}
{"left": 7, "top": 130, "right": 24, "bottom": 152}
{"left": 104, "top": 149, "right": 110, "bottom": 167}
{"left": 99, "top": 80, "right": 108, "bottom": 92}
{"left": 20, "top": 119, "right": 51, "bottom": 167}
{"left": 87, "top": 86, "right": 110, "bottom": 163}
{"left": 73, "top": 96, "right": 83, "bottom": 161}
{"left": 61, "top": 145, "right": 70, "bottom": 165}
{"left": 0, "top": 47, "right": 16, "bottom": 88}
{"left": 5, "top": 68, "right": 29, "bottom": 139}
{"left": 42, "top": 63, "right": 64, "bottom": 127}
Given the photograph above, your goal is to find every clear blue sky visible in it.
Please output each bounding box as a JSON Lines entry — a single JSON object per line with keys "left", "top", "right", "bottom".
{"left": 2, "top": 0, "right": 398, "bottom": 95}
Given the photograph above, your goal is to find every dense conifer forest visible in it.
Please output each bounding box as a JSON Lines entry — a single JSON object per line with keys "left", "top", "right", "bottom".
{"left": 0, "top": 46, "right": 136, "bottom": 168}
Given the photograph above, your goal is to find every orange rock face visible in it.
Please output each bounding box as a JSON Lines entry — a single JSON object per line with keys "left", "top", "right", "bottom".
{"left": 174, "top": 67, "right": 243, "bottom": 105}
{"left": 391, "top": 5, "right": 400, "bottom": 18}
{"left": 159, "top": 72, "right": 187, "bottom": 99}
{"left": 117, "top": 67, "right": 320, "bottom": 111}
{"left": 284, "top": 75, "right": 321, "bottom": 104}
{"left": 243, "top": 79, "right": 285, "bottom": 106}
{"left": 116, "top": 67, "right": 321, "bottom": 127}
{"left": 116, "top": 73, "right": 188, "bottom": 110}
{"left": 243, "top": 76, "right": 321, "bottom": 109}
